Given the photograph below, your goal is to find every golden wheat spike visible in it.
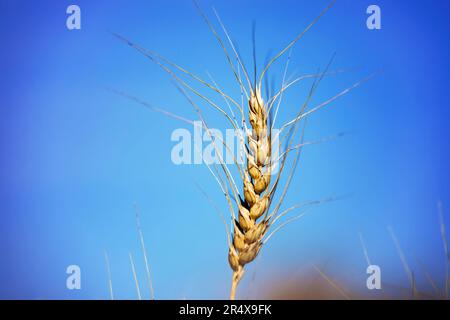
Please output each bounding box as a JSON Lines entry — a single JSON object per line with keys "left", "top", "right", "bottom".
{"left": 116, "top": 0, "right": 370, "bottom": 300}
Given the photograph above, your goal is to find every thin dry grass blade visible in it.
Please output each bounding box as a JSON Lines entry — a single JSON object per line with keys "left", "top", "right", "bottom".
{"left": 129, "top": 252, "right": 142, "bottom": 300}
{"left": 437, "top": 201, "right": 449, "bottom": 299}
{"left": 104, "top": 251, "right": 114, "bottom": 300}
{"left": 311, "top": 264, "right": 351, "bottom": 300}
{"left": 387, "top": 225, "right": 415, "bottom": 298}
{"left": 416, "top": 258, "right": 442, "bottom": 298}
{"left": 134, "top": 204, "right": 155, "bottom": 300}
{"left": 358, "top": 232, "right": 371, "bottom": 267}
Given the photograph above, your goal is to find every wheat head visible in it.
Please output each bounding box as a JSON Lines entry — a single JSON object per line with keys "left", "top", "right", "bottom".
{"left": 228, "top": 86, "right": 272, "bottom": 299}
{"left": 114, "top": 0, "right": 373, "bottom": 300}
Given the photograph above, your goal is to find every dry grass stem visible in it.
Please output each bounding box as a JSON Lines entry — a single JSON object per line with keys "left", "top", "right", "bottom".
{"left": 311, "top": 264, "right": 351, "bottom": 300}
{"left": 438, "top": 201, "right": 449, "bottom": 298}
{"left": 387, "top": 226, "right": 416, "bottom": 298}
{"left": 134, "top": 204, "right": 155, "bottom": 300}
{"left": 104, "top": 251, "right": 114, "bottom": 300}
{"left": 129, "top": 252, "right": 142, "bottom": 300}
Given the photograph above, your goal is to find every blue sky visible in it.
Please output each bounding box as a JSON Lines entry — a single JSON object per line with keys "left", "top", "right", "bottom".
{"left": 1, "top": 0, "right": 449, "bottom": 299}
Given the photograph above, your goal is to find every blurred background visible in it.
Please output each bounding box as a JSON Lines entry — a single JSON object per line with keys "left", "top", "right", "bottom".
{"left": 1, "top": 0, "right": 449, "bottom": 299}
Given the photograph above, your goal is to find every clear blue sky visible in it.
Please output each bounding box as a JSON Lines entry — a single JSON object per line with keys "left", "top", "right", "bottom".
{"left": 1, "top": 0, "right": 449, "bottom": 299}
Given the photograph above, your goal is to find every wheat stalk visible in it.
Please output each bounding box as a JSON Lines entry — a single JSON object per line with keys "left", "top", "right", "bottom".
{"left": 114, "top": 0, "right": 372, "bottom": 300}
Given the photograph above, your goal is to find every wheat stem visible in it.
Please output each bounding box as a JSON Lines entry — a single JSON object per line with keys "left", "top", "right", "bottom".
{"left": 230, "top": 268, "right": 244, "bottom": 300}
